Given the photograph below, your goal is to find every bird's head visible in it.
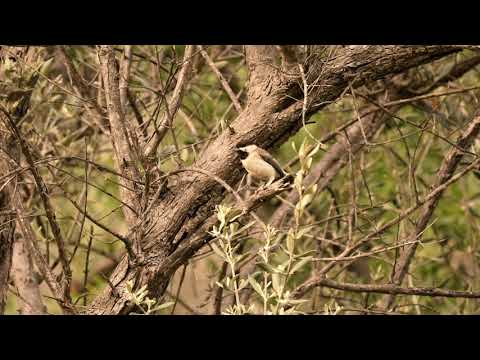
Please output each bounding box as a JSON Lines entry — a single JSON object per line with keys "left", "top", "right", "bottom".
{"left": 237, "top": 144, "right": 258, "bottom": 154}
{"left": 236, "top": 145, "right": 258, "bottom": 160}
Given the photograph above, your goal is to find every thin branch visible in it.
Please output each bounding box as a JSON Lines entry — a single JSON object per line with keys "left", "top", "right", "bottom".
{"left": 120, "top": 45, "right": 133, "bottom": 112}
{"left": 82, "top": 226, "right": 94, "bottom": 307}
{"left": 292, "top": 157, "right": 480, "bottom": 300}
{"left": 293, "top": 277, "right": 480, "bottom": 300}
{"left": 199, "top": 46, "right": 242, "bottom": 113}
{"left": 383, "top": 109, "right": 480, "bottom": 310}
{"left": 144, "top": 45, "right": 195, "bottom": 158}
{"left": 12, "top": 186, "right": 73, "bottom": 314}
{"left": 1, "top": 106, "right": 72, "bottom": 305}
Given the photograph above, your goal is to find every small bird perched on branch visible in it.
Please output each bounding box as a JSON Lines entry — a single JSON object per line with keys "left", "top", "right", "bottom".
{"left": 237, "top": 145, "right": 291, "bottom": 186}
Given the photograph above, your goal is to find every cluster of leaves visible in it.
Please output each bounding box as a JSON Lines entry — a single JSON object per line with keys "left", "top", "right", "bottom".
{"left": 125, "top": 280, "right": 174, "bottom": 315}
{"left": 209, "top": 141, "right": 324, "bottom": 315}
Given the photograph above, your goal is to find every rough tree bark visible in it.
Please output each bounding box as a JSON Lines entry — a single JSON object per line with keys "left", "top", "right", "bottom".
{"left": 0, "top": 141, "right": 15, "bottom": 313}
{"left": 10, "top": 232, "right": 46, "bottom": 314}
{"left": 0, "top": 46, "right": 44, "bottom": 314}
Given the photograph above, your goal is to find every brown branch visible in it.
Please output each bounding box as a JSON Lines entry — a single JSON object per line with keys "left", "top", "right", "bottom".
{"left": 199, "top": 46, "right": 242, "bottom": 113}
{"left": 82, "top": 226, "right": 94, "bottom": 307}
{"left": 277, "top": 45, "right": 300, "bottom": 70}
{"left": 0, "top": 137, "right": 16, "bottom": 314}
{"left": 269, "top": 52, "right": 480, "bottom": 232}
{"left": 0, "top": 169, "right": 15, "bottom": 314}
{"left": 245, "top": 45, "right": 283, "bottom": 104}
{"left": 1, "top": 106, "right": 72, "bottom": 307}
{"left": 144, "top": 45, "right": 195, "bottom": 158}
{"left": 59, "top": 187, "right": 134, "bottom": 257}
{"left": 291, "top": 157, "right": 480, "bottom": 300}
{"left": 119, "top": 45, "right": 133, "bottom": 112}
{"left": 382, "top": 108, "right": 480, "bottom": 310}
{"left": 12, "top": 186, "right": 73, "bottom": 314}
{"left": 119, "top": 45, "right": 142, "bottom": 153}
{"left": 11, "top": 232, "right": 47, "bottom": 314}
{"left": 55, "top": 46, "right": 109, "bottom": 133}
{"left": 0, "top": 46, "right": 42, "bottom": 313}
{"left": 293, "top": 277, "right": 480, "bottom": 300}
{"left": 98, "top": 45, "right": 142, "bottom": 231}
{"left": 213, "top": 262, "right": 228, "bottom": 314}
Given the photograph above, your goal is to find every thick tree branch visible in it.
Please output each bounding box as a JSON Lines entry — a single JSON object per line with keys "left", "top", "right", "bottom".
{"left": 11, "top": 232, "right": 47, "bottom": 314}
{"left": 98, "top": 45, "right": 142, "bottom": 230}
{"left": 87, "top": 45, "right": 460, "bottom": 314}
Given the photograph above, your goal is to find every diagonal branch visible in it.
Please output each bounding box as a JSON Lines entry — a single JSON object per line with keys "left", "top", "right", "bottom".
{"left": 293, "top": 277, "right": 480, "bottom": 300}
{"left": 56, "top": 46, "right": 109, "bottom": 133}
{"left": 382, "top": 108, "right": 480, "bottom": 310}
{"left": 144, "top": 45, "right": 195, "bottom": 158}
{"left": 199, "top": 46, "right": 242, "bottom": 113}
{"left": 1, "top": 106, "right": 72, "bottom": 307}
{"left": 292, "top": 157, "right": 480, "bottom": 300}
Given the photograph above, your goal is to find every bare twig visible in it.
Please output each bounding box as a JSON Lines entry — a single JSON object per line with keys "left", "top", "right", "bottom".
{"left": 294, "top": 277, "right": 480, "bottom": 300}
{"left": 383, "top": 109, "right": 480, "bottom": 310}
{"left": 1, "top": 106, "right": 72, "bottom": 306}
{"left": 144, "top": 45, "right": 195, "bottom": 158}
{"left": 199, "top": 46, "right": 242, "bottom": 113}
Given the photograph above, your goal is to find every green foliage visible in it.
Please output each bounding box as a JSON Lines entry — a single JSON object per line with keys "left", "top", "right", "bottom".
{"left": 3, "top": 45, "right": 480, "bottom": 315}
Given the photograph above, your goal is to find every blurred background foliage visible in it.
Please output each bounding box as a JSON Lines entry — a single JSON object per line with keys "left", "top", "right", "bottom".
{"left": 2, "top": 45, "right": 480, "bottom": 314}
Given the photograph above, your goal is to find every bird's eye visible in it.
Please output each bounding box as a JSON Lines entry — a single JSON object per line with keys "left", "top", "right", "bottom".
{"left": 237, "top": 150, "right": 248, "bottom": 160}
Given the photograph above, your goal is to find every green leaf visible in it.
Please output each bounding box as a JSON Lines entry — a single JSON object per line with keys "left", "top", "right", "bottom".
{"left": 271, "top": 272, "right": 282, "bottom": 294}
{"left": 295, "top": 227, "right": 311, "bottom": 240}
{"left": 309, "top": 143, "right": 321, "bottom": 157}
{"left": 306, "top": 157, "right": 313, "bottom": 170}
{"left": 39, "top": 57, "right": 55, "bottom": 75}
{"left": 298, "top": 140, "right": 307, "bottom": 161}
{"left": 294, "top": 172, "right": 304, "bottom": 193}
{"left": 290, "top": 256, "right": 313, "bottom": 274}
{"left": 234, "top": 221, "right": 255, "bottom": 235}
{"left": 257, "top": 262, "right": 278, "bottom": 274}
{"left": 210, "top": 242, "right": 225, "bottom": 259}
{"left": 285, "top": 298, "right": 309, "bottom": 305}
{"left": 248, "top": 276, "right": 265, "bottom": 299}
{"left": 152, "top": 301, "right": 175, "bottom": 312}
{"left": 235, "top": 252, "right": 250, "bottom": 264}
{"left": 300, "top": 193, "right": 314, "bottom": 209}
{"left": 286, "top": 232, "right": 295, "bottom": 254}
{"left": 126, "top": 280, "right": 134, "bottom": 293}
{"left": 238, "top": 279, "right": 249, "bottom": 291}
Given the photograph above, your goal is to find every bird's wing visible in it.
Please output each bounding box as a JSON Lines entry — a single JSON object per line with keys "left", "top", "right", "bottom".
{"left": 256, "top": 147, "right": 287, "bottom": 177}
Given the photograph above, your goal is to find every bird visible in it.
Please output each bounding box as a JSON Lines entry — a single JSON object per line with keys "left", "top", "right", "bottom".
{"left": 237, "top": 145, "right": 290, "bottom": 186}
